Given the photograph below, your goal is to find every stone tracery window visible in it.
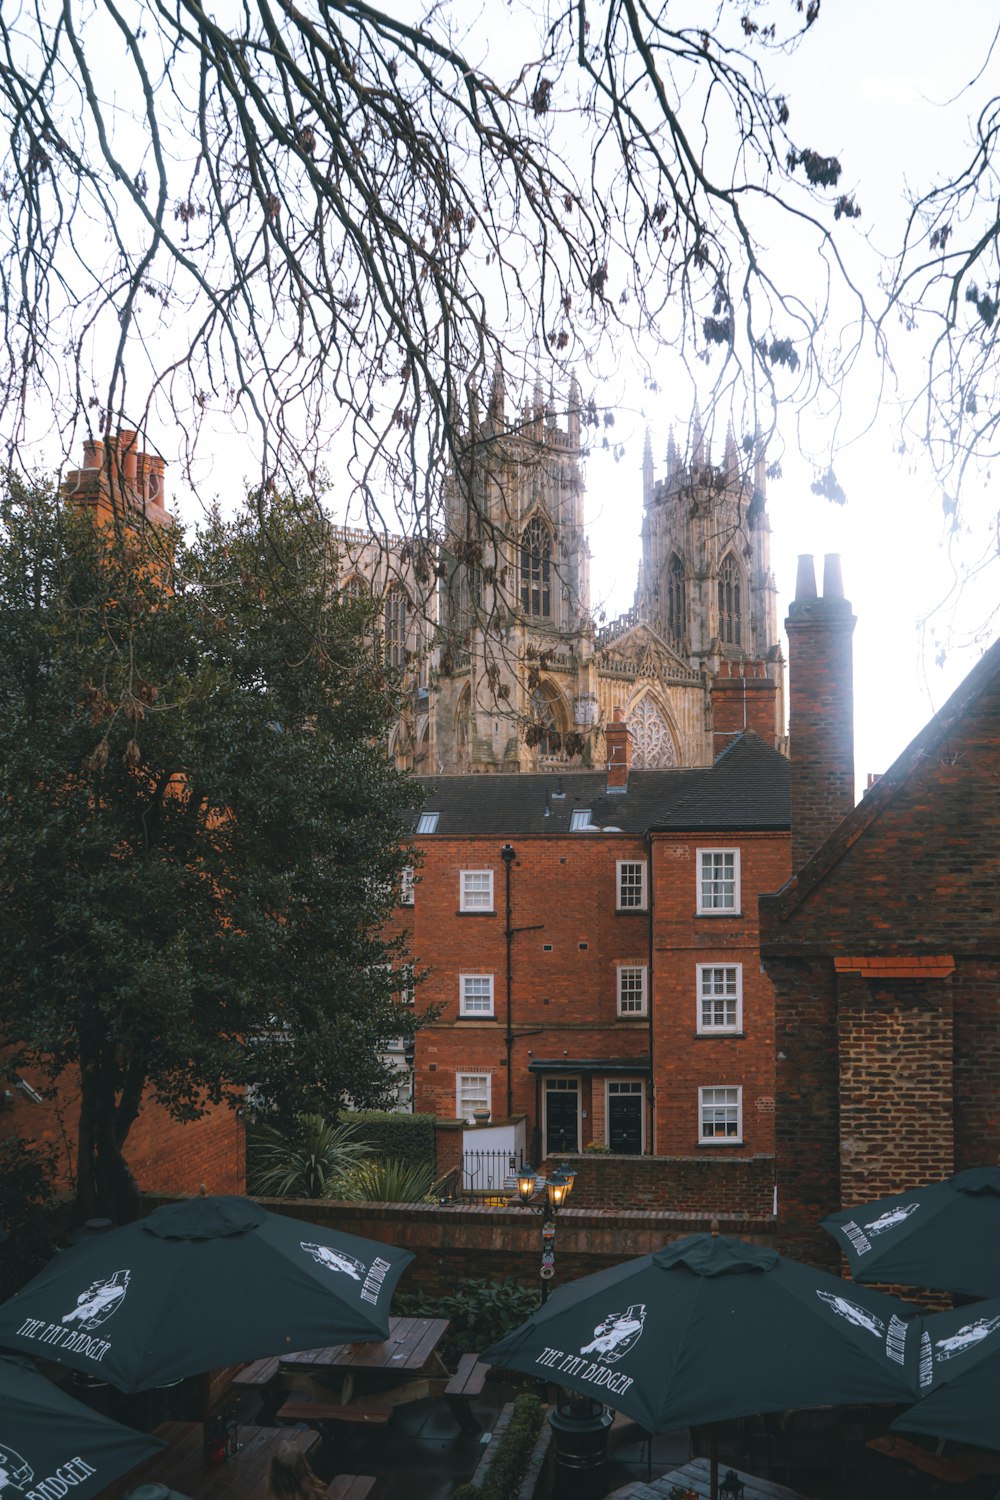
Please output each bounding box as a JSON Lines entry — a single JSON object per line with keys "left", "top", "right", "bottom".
{"left": 520, "top": 516, "right": 551, "bottom": 617}
{"left": 384, "top": 586, "right": 408, "bottom": 668}
{"left": 629, "top": 696, "right": 676, "bottom": 768}
{"left": 718, "top": 554, "right": 743, "bottom": 647}
{"left": 667, "top": 553, "right": 686, "bottom": 643}
{"left": 529, "top": 682, "right": 565, "bottom": 755}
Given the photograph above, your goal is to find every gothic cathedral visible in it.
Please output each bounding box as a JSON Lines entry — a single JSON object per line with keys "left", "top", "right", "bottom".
{"left": 337, "top": 374, "right": 785, "bottom": 773}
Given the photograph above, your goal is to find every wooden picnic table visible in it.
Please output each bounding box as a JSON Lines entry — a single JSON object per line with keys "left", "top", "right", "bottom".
{"left": 98, "top": 1420, "right": 318, "bottom": 1500}
{"left": 606, "top": 1456, "right": 819, "bottom": 1500}
{"left": 240, "top": 1317, "right": 452, "bottom": 1423}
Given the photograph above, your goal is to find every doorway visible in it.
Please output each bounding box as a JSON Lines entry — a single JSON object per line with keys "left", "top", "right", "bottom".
{"left": 544, "top": 1077, "right": 580, "bottom": 1154}
{"left": 607, "top": 1080, "right": 644, "bottom": 1154}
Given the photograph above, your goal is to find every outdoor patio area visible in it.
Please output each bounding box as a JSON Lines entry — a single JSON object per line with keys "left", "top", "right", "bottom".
{"left": 224, "top": 1373, "right": 1000, "bottom": 1500}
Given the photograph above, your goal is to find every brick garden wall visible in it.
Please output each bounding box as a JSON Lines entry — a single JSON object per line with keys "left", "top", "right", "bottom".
{"left": 547, "top": 1152, "right": 775, "bottom": 1217}
{"left": 145, "top": 1194, "right": 777, "bottom": 1298}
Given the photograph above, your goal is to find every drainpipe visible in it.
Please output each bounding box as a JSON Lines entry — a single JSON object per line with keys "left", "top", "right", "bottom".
{"left": 501, "top": 843, "right": 516, "bottom": 1119}
{"left": 646, "top": 831, "right": 655, "bottom": 1155}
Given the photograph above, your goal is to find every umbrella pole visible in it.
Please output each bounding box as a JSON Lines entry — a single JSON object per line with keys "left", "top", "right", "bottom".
{"left": 710, "top": 1423, "right": 718, "bottom": 1500}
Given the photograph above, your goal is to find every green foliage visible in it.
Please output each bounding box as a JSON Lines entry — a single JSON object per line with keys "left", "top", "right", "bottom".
{"left": 394, "top": 1278, "right": 540, "bottom": 1358}
{"left": 335, "top": 1157, "right": 438, "bottom": 1203}
{"left": 0, "top": 475, "right": 419, "bottom": 1218}
{"left": 247, "top": 1115, "right": 373, "bottom": 1199}
{"left": 0, "top": 1135, "right": 63, "bottom": 1300}
{"left": 343, "top": 1111, "right": 436, "bottom": 1171}
{"left": 452, "top": 1394, "right": 544, "bottom": 1500}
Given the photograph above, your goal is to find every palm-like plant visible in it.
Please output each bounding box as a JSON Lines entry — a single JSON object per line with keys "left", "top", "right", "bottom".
{"left": 248, "top": 1115, "right": 372, "bottom": 1199}
{"left": 336, "top": 1157, "right": 438, "bottom": 1204}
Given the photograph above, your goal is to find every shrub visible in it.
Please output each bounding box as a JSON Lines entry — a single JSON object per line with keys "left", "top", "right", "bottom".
{"left": 453, "top": 1394, "right": 544, "bottom": 1500}
{"left": 394, "top": 1277, "right": 540, "bottom": 1358}
{"left": 344, "top": 1110, "right": 436, "bottom": 1171}
{"left": 335, "top": 1157, "right": 437, "bottom": 1203}
{"left": 247, "top": 1114, "right": 372, "bottom": 1198}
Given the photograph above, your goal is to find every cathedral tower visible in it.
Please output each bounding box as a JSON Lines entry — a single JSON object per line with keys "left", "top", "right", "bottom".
{"left": 593, "top": 416, "right": 784, "bottom": 766}
{"left": 432, "top": 370, "right": 596, "bottom": 772}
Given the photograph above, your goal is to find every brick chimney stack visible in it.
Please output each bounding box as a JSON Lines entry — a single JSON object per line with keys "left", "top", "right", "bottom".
{"left": 605, "top": 707, "right": 632, "bottom": 792}
{"left": 61, "top": 430, "right": 172, "bottom": 530}
{"left": 786, "top": 554, "right": 856, "bottom": 870}
{"left": 710, "top": 657, "right": 781, "bottom": 758}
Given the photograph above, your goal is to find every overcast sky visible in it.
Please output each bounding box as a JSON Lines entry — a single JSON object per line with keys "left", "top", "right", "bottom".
{"left": 21, "top": 0, "right": 999, "bottom": 795}
{"left": 584, "top": 0, "right": 1000, "bottom": 791}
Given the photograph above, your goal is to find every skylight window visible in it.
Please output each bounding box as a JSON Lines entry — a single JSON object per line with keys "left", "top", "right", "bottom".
{"left": 569, "top": 809, "right": 593, "bottom": 831}
{"left": 416, "top": 812, "right": 439, "bottom": 834}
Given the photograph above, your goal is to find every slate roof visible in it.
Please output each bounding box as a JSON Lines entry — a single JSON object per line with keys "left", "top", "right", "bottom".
{"left": 407, "top": 730, "right": 789, "bottom": 836}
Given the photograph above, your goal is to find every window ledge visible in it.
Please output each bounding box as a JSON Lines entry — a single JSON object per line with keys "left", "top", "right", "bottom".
{"left": 694, "top": 1030, "right": 746, "bottom": 1040}
{"left": 615, "top": 907, "right": 648, "bottom": 915}
{"left": 616, "top": 1015, "right": 649, "bottom": 1022}
{"left": 456, "top": 1016, "right": 498, "bottom": 1024}
{"left": 697, "top": 1139, "right": 745, "bottom": 1148}
{"left": 694, "top": 911, "right": 743, "bottom": 919}
{"left": 456, "top": 909, "right": 496, "bottom": 917}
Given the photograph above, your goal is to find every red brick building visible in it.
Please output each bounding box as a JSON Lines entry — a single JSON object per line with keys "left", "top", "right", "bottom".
{"left": 395, "top": 727, "right": 789, "bottom": 1170}
{"left": 761, "top": 561, "right": 1000, "bottom": 1266}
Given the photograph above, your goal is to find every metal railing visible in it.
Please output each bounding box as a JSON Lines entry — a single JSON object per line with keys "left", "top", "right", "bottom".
{"left": 459, "top": 1148, "right": 526, "bottom": 1201}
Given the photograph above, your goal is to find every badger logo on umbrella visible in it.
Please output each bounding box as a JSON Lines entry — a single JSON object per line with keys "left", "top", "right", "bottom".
{"left": 815, "top": 1291, "right": 885, "bottom": 1338}
{"left": 61, "top": 1271, "right": 130, "bottom": 1331}
{"left": 863, "top": 1203, "right": 920, "bottom": 1238}
{"left": 300, "top": 1243, "right": 366, "bottom": 1282}
{"left": 580, "top": 1303, "right": 645, "bottom": 1364}
{"left": 933, "top": 1315, "right": 1000, "bottom": 1361}
{"left": 0, "top": 1444, "right": 33, "bottom": 1495}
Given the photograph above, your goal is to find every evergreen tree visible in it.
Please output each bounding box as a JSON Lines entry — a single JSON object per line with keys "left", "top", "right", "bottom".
{"left": 0, "top": 475, "right": 417, "bottom": 1222}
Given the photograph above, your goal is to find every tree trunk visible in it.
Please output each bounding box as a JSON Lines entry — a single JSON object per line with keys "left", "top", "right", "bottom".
{"left": 77, "top": 1039, "right": 143, "bottom": 1224}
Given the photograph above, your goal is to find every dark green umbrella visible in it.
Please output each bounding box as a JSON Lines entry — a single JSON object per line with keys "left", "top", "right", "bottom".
{"left": 482, "top": 1233, "right": 919, "bottom": 1433}
{"left": 0, "top": 1195, "right": 412, "bottom": 1393}
{"left": 821, "top": 1167, "right": 1000, "bottom": 1298}
{"left": 892, "top": 1297, "right": 1000, "bottom": 1451}
{"left": 0, "top": 1354, "right": 165, "bottom": 1498}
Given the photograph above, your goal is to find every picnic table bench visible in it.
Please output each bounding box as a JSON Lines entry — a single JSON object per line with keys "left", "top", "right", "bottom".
{"left": 866, "top": 1433, "right": 978, "bottom": 1483}
{"left": 325, "top": 1476, "right": 376, "bottom": 1500}
{"left": 234, "top": 1355, "right": 283, "bottom": 1386}
{"left": 277, "top": 1394, "right": 392, "bottom": 1426}
{"left": 444, "top": 1353, "right": 491, "bottom": 1429}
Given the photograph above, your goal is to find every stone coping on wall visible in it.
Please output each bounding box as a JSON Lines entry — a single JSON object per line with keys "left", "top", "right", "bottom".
{"left": 143, "top": 1193, "right": 775, "bottom": 1241}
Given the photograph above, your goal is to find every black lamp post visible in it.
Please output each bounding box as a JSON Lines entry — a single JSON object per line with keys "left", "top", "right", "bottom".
{"left": 515, "top": 1167, "right": 574, "bottom": 1302}
{"left": 516, "top": 1170, "right": 608, "bottom": 1500}
{"left": 719, "top": 1471, "right": 746, "bottom": 1500}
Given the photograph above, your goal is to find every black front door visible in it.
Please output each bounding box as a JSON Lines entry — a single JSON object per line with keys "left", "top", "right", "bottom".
{"left": 545, "top": 1078, "right": 579, "bottom": 1153}
{"left": 608, "top": 1082, "right": 643, "bottom": 1154}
